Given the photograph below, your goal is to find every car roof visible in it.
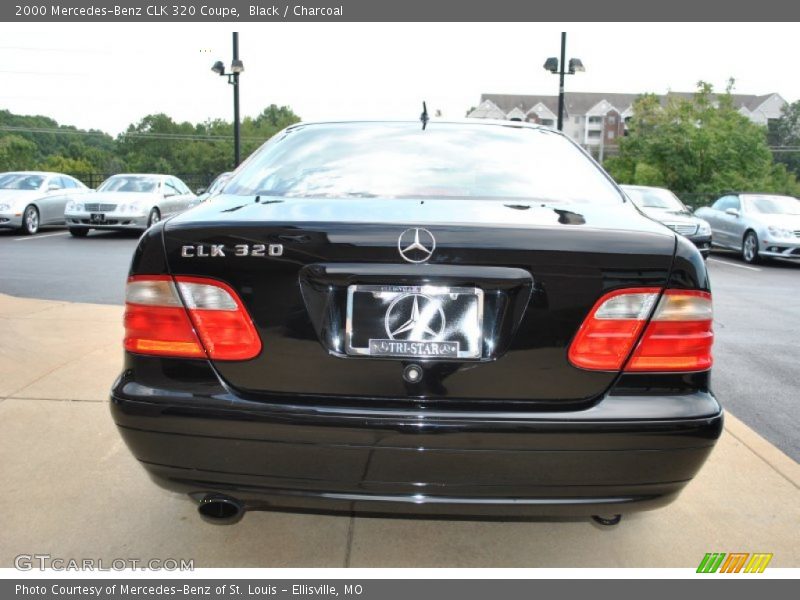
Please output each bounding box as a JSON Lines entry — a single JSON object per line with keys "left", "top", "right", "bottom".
{"left": 1, "top": 171, "right": 61, "bottom": 177}
{"left": 284, "top": 118, "right": 554, "bottom": 133}
{"left": 736, "top": 192, "right": 798, "bottom": 199}
{"left": 106, "top": 173, "right": 167, "bottom": 178}
{"left": 619, "top": 185, "right": 670, "bottom": 192}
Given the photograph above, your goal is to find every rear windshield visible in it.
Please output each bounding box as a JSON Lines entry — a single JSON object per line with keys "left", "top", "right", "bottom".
{"left": 225, "top": 122, "right": 624, "bottom": 205}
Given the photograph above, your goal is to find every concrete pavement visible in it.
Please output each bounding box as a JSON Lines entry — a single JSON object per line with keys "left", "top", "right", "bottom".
{"left": 0, "top": 292, "right": 798, "bottom": 568}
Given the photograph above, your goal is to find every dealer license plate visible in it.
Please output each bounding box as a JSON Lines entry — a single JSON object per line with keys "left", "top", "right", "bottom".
{"left": 345, "top": 285, "right": 484, "bottom": 359}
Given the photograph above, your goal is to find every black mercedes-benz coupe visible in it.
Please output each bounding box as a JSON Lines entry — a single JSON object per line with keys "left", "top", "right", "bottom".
{"left": 111, "top": 120, "right": 722, "bottom": 525}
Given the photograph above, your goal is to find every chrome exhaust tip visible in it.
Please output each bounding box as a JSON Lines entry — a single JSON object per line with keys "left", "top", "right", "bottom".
{"left": 591, "top": 514, "right": 622, "bottom": 527}
{"left": 197, "top": 494, "right": 244, "bottom": 525}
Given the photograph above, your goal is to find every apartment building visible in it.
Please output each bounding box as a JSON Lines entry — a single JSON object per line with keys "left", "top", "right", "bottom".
{"left": 468, "top": 92, "right": 787, "bottom": 149}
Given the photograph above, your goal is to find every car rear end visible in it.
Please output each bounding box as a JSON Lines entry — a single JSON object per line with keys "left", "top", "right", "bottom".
{"left": 110, "top": 122, "right": 722, "bottom": 521}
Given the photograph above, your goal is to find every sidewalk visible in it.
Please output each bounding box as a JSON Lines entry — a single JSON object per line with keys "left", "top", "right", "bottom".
{"left": 1, "top": 292, "right": 798, "bottom": 568}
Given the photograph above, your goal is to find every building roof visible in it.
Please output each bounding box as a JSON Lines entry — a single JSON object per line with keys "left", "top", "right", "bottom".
{"left": 479, "top": 91, "right": 783, "bottom": 118}
{"left": 468, "top": 99, "right": 508, "bottom": 120}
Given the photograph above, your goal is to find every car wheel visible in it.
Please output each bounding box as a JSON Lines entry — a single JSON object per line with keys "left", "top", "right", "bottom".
{"left": 21, "top": 205, "right": 39, "bottom": 235}
{"left": 742, "top": 230, "right": 761, "bottom": 264}
{"left": 69, "top": 227, "right": 89, "bottom": 238}
{"left": 147, "top": 208, "right": 161, "bottom": 228}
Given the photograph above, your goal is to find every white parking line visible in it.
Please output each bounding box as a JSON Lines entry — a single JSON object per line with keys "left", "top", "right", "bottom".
{"left": 708, "top": 258, "right": 762, "bottom": 272}
{"left": 13, "top": 232, "right": 70, "bottom": 241}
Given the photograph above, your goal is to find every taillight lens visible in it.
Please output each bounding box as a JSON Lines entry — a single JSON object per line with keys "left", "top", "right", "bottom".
{"left": 568, "top": 288, "right": 713, "bottom": 372}
{"left": 175, "top": 276, "right": 262, "bottom": 361}
{"left": 124, "top": 275, "right": 261, "bottom": 361}
{"left": 627, "top": 290, "right": 713, "bottom": 372}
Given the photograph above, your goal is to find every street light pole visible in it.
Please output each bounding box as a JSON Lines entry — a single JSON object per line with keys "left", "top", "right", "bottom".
{"left": 543, "top": 32, "right": 584, "bottom": 133}
{"left": 557, "top": 32, "right": 566, "bottom": 131}
{"left": 232, "top": 32, "right": 241, "bottom": 167}
{"left": 211, "top": 33, "right": 245, "bottom": 169}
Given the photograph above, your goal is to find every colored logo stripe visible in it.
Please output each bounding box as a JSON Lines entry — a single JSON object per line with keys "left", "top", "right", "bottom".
{"left": 697, "top": 553, "right": 726, "bottom": 573}
{"left": 720, "top": 553, "right": 749, "bottom": 573}
{"left": 697, "top": 552, "right": 773, "bottom": 573}
{"left": 744, "top": 554, "right": 773, "bottom": 573}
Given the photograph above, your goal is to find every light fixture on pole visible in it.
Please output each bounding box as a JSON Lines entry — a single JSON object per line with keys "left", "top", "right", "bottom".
{"left": 543, "top": 32, "right": 584, "bottom": 131}
{"left": 211, "top": 33, "right": 244, "bottom": 167}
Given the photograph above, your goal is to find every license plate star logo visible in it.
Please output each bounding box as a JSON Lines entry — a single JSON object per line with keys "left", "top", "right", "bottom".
{"left": 385, "top": 293, "right": 446, "bottom": 341}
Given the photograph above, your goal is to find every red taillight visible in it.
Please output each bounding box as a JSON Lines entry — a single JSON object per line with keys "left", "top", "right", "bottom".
{"left": 568, "top": 288, "right": 713, "bottom": 373}
{"left": 124, "top": 275, "right": 261, "bottom": 361}
{"left": 627, "top": 290, "right": 713, "bottom": 372}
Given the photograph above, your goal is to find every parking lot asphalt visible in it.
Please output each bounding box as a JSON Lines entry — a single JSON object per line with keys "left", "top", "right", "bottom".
{"left": 0, "top": 292, "right": 798, "bottom": 567}
{"left": 0, "top": 228, "right": 138, "bottom": 304}
{"left": 1, "top": 228, "right": 797, "bottom": 461}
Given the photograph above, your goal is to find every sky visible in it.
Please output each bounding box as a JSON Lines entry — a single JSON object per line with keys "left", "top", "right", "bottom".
{"left": 0, "top": 22, "right": 798, "bottom": 135}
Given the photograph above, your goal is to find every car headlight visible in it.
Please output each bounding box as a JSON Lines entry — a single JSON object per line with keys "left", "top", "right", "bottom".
{"left": 118, "top": 203, "right": 144, "bottom": 214}
{"left": 0, "top": 203, "right": 10, "bottom": 212}
{"left": 768, "top": 226, "right": 794, "bottom": 240}
{"left": 696, "top": 221, "right": 711, "bottom": 236}
{"left": 65, "top": 201, "right": 83, "bottom": 212}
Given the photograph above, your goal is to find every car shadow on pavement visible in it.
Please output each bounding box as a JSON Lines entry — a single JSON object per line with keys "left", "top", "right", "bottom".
{"left": 81, "top": 230, "right": 142, "bottom": 240}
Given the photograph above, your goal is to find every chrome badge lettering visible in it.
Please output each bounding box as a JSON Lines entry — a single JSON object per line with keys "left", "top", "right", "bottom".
{"left": 181, "top": 243, "right": 283, "bottom": 258}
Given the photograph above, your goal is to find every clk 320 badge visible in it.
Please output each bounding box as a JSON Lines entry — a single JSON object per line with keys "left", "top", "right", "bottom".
{"left": 181, "top": 243, "right": 283, "bottom": 258}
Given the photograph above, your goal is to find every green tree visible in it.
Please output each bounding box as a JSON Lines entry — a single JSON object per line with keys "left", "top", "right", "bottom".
{"left": 0, "top": 135, "right": 37, "bottom": 170}
{"left": 605, "top": 82, "right": 800, "bottom": 201}
{"left": 39, "top": 156, "right": 95, "bottom": 179}
{"left": 241, "top": 104, "right": 301, "bottom": 156}
{"left": 115, "top": 104, "right": 300, "bottom": 183}
{"left": 0, "top": 109, "right": 118, "bottom": 173}
{"left": 0, "top": 105, "right": 300, "bottom": 187}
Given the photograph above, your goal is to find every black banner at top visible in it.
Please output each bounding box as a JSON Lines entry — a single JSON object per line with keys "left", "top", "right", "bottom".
{"left": 1, "top": 0, "right": 799, "bottom": 22}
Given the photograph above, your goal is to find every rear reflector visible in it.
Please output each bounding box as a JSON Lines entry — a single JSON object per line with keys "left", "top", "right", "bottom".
{"left": 568, "top": 288, "right": 713, "bottom": 372}
{"left": 124, "top": 275, "right": 261, "bottom": 361}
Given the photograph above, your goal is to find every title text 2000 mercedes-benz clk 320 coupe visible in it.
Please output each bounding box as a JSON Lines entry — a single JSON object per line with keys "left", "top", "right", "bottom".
{"left": 111, "top": 121, "right": 722, "bottom": 525}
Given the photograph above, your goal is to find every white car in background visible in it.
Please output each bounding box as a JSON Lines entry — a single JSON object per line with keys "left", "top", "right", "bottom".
{"left": 0, "top": 171, "right": 91, "bottom": 235}
{"left": 64, "top": 173, "right": 196, "bottom": 237}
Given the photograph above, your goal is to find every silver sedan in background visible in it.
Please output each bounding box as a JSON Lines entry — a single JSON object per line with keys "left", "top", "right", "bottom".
{"left": 695, "top": 193, "right": 800, "bottom": 264}
{"left": 0, "top": 171, "right": 91, "bottom": 235}
{"left": 64, "top": 174, "right": 196, "bottom": 237}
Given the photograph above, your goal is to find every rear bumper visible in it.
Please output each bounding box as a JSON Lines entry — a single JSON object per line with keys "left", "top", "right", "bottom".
{"left": 111, "top": 366, "right": 723, "bottom": 518}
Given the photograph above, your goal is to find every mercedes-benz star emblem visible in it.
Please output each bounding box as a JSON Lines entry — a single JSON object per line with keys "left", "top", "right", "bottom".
{"left": 398, "top": 228, "right": 435, "bottom": 263}
{"left": 384, "top": 293, "right": 446, "bottom": 341}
